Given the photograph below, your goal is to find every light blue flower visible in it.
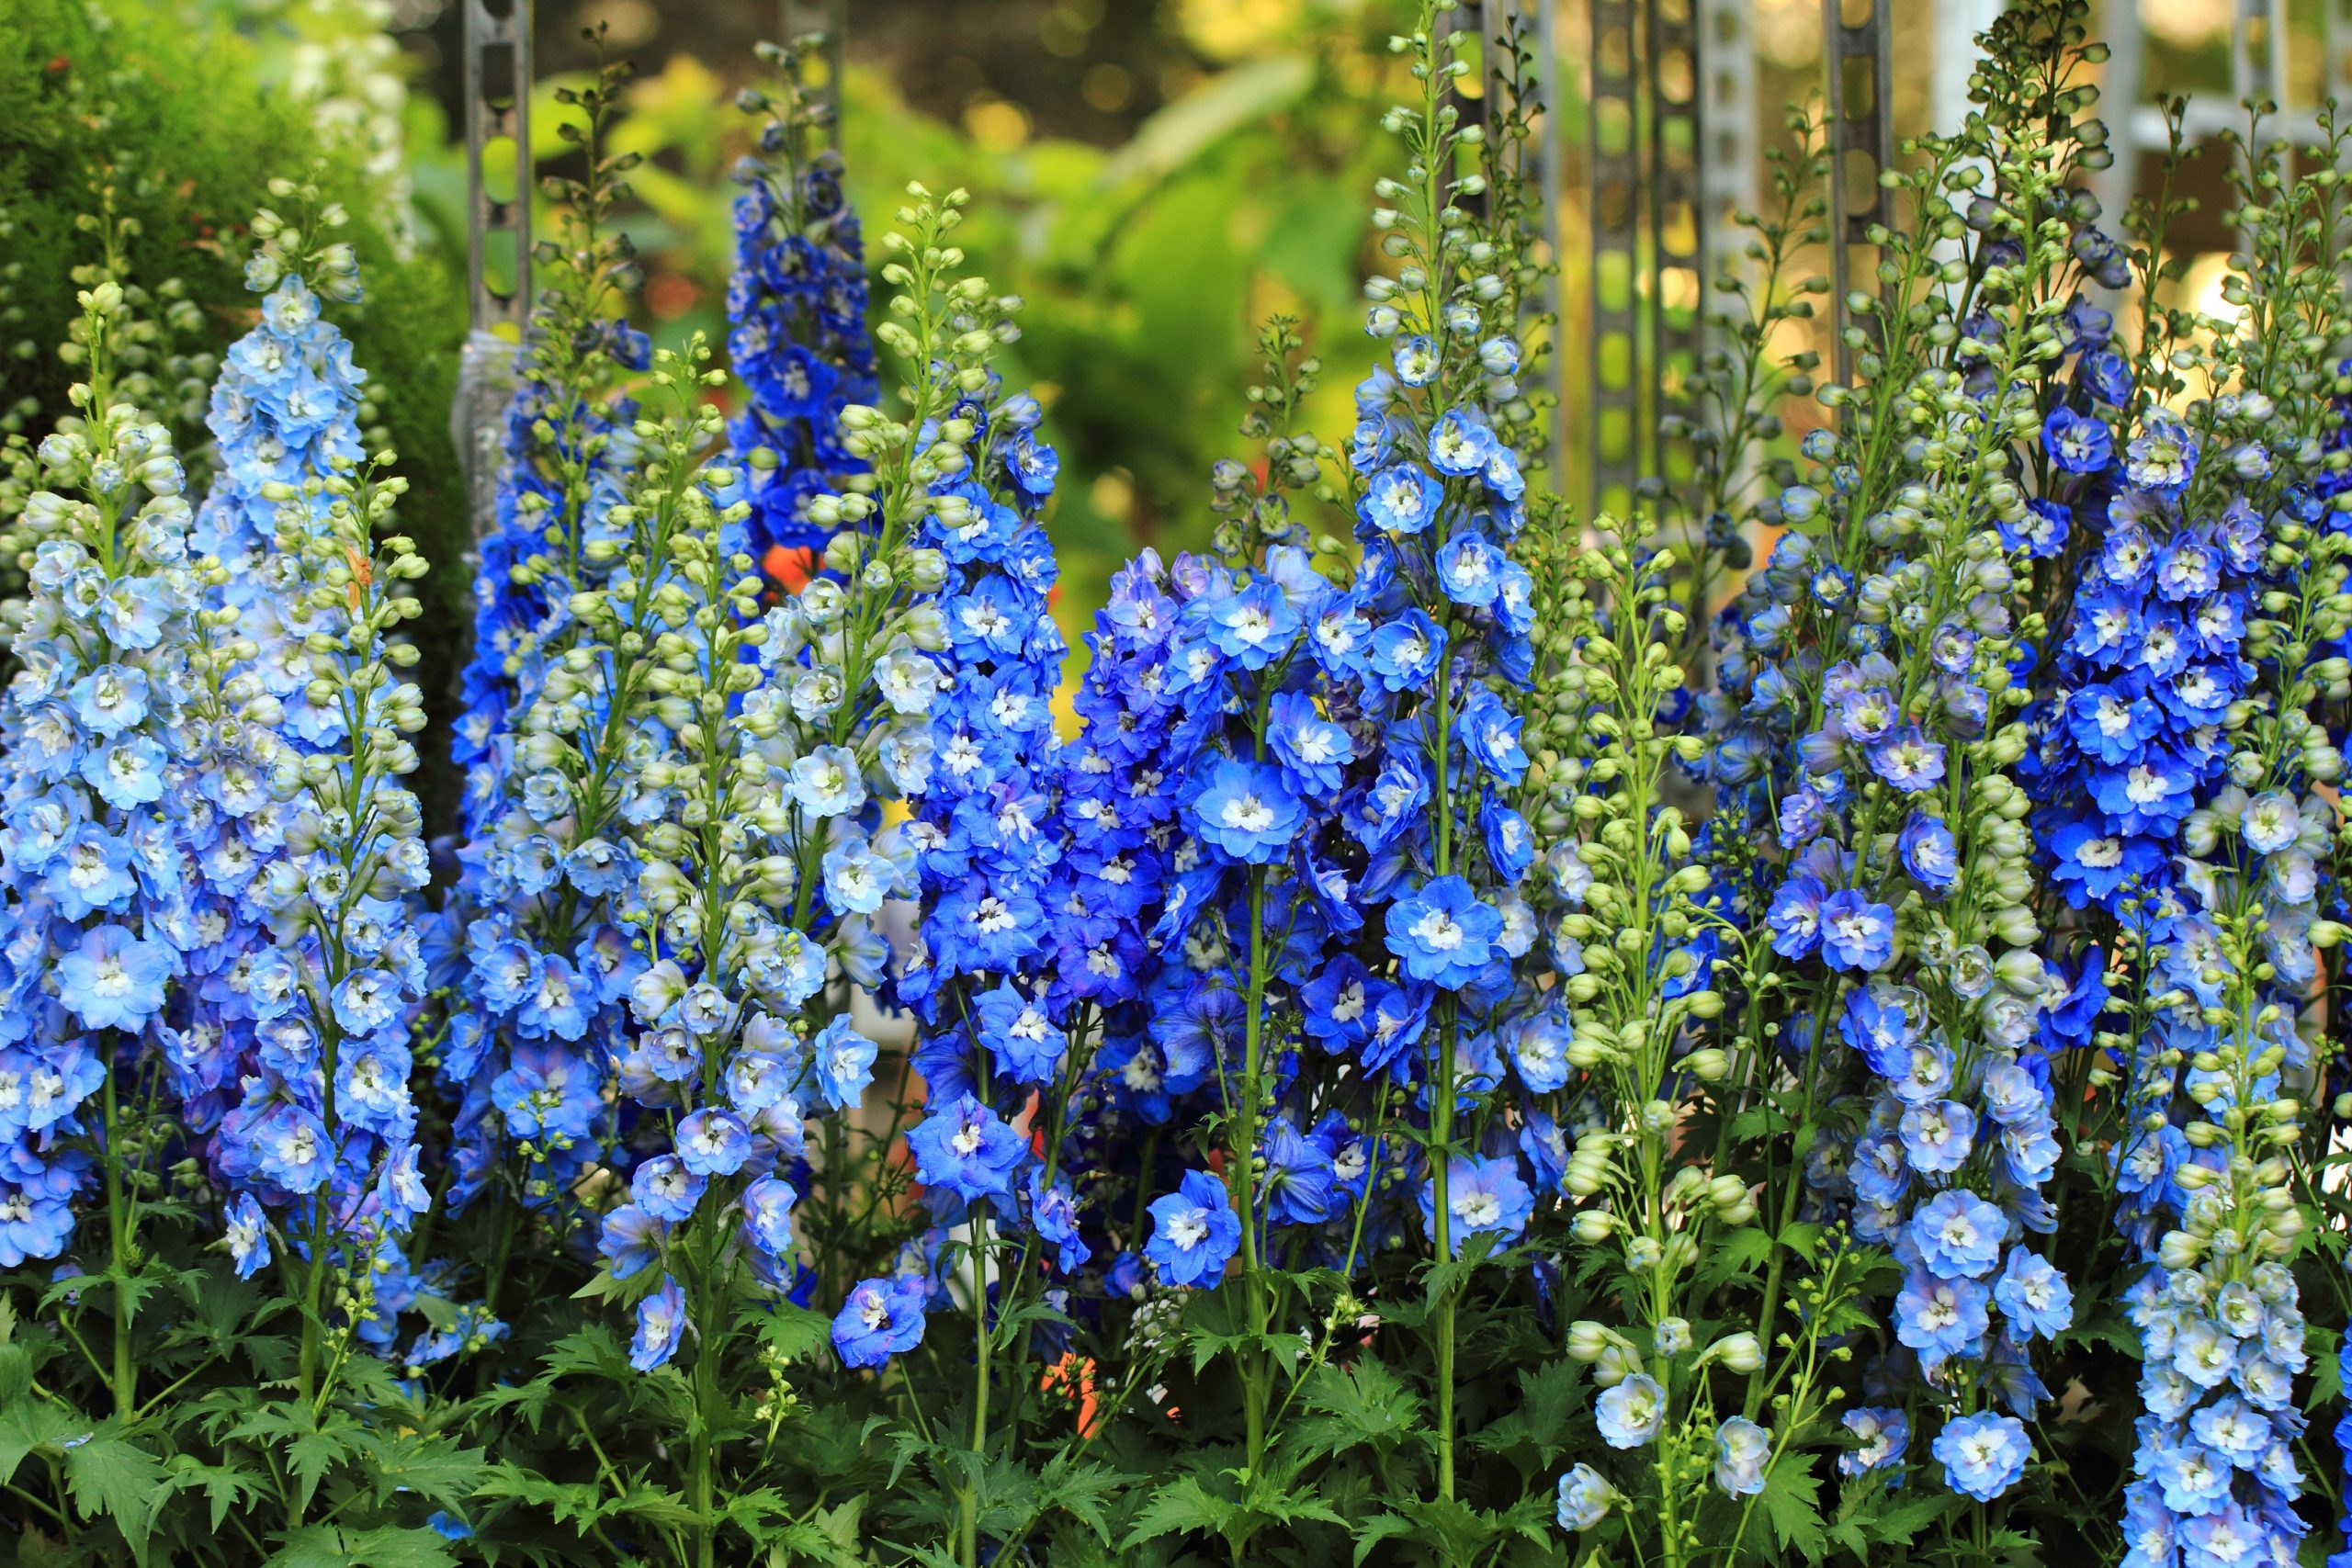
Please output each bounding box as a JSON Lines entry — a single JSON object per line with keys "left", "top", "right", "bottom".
{"left": 1595, "top": 1372, "right": 1666, "bottom": 1450}
{"left": 629, "top": 1274, "right": 688, "bottom": 1371}
{"left": 1713, "top": 1416, "right": 1771, "bottom": 1496}
{"left": 1555, "top": 1463, "right": 1612, "bottom": 1530}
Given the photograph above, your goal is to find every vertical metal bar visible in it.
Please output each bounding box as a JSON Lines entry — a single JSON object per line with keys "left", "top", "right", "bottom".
{"left": 2229, "top": 0, "right": 2281, "bottom": 107}
{"left": 780, "top": 0, "right": 847, "bottom": 147}
{"left": 1589, "top": 0, "right": 1643, "bottom": 517}
{"left": 2091, "top": 0, "right": 2143, "bottom": 248}
{"left": 1452, "top": 2, "right": 1564, "bottom": 476}
{"left": 1526, "top": 0, "right": 1566, "bottom": 480}
{"left": 462, "top": 0, "right": 531, "bottom": 340}
{"left": 1696, "top": 0, "right": 1755, "bottom": 320}
{"left": 2334, "top": 0, "right": 2352, "bottom": 110}
{"left": 1822, "top": 0, "right": 1892, "bottom": 392}
{"left": 455, "top": 0, "right": 533, "bottom": 542}
{"left": 1649, "top": 0, "right": 1702, "bottom": 498}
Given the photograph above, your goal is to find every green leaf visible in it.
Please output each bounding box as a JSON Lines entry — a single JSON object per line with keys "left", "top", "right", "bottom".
{"left": 1098, "top": 56, "right": 1317, "bottom": 190}
{"left": 343, "top": 1526, "right": 462, "bottom": 1568}
{"left": 167, "top": 1455, "right": 266, "bottom": 1532}
{"left": 61, "top": 1423, "right": 172, "bottom": 1557}
{"left": 1351, "top": 1514, "right": 1418, "bottom": 1567}
{"left": 270, "top": 1524, "right": 458, "bottom": 1568}
{"left": 1778, "top": 1221, "right": 1826, "bottom": 1262}
{"left": 0, "top": 1396, "right": 82, "bottom": 1483}
{"left": 2308, "top": 1324, "right": 2343, "bottom": 1411}
{"left": 1290, "top": 1359, "right": 1425, "bottom": 1461}
{"left": 1123, "top": 1475, "right": 1236, "bottom": 1547}
{"left": 1756, "top": 1460, "right": 1827, "bottom": 1562}
{"left": 1470, "top": 1356, "right": 1586, "bottom": 1466}
{"left": 753, "top": 1301, "right": 836, "bottom": 1365}
{"left": 1031, "top": 1455, "right": 1122, "bottom": 1543}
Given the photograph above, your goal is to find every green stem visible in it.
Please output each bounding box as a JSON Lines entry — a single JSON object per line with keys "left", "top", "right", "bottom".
{"left": 1236, "top": 865, "right": 1272, "bottom": 1480}
{"left": 101, "top": 1065, "right": 132, "bottom": 1421}
{"left": 962, "top": 1201, "right": 992, "bottom": 1568}
{"left": 690, "top": 1217, "right": 725, "bottom": 1568}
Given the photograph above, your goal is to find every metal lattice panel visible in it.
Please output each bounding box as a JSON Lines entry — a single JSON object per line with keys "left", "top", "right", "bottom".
{"left": 1522, "top": 0, "right": 1565, "bottom": 480}
{"left": 1443, "top": 3, "right": 1565, "bottom": 477}
{"left": 1822, "top": 0, "right": 1891, "bottom": 394}
{"left": 1588, "top": 0, "right": 1713, "bottom": 518}
{"left": 779, "top": 0, "right": 847, "bottom": 145}
{"left": 1589, "top": 0, "right": 1644, "bottom": 518}
{"left": 1648, "top": 0, "right": 1702, "bottom": 499}
{"left": 461, "top": 0, "right": 532, "bottom": 340}
{"left": 1695, "top": 0, "right": 1756, "bottom": 321}
{"left": 2107, "top": 0, "right": 2346, "bottom": 193}
{"left": 453, "top": 0, "right": 534, "bottom": 541}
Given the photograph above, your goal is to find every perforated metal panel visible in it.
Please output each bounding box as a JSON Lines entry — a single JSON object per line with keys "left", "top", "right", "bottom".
{"left": 1443, "top": 3, "right": 1565, "bottom": 476}
{"left": 1588, "top": 0, "right": 1713, "bottom": 518}
{"left": 1648, "top": 0, "right": 1702, "bottom": 502}
{"left": 454, "top": 0, "right": 533, "bottom": 541}
{"left": 1695, "top": 0, "right": 1755, "bottom": 327}
{"left": 1589, "top": 0, "right": 1642, "bottom": 518}
{"left": 1822, "top": 0, "right": 1891, "bottom": 395}
{"left": 460, "top": 0, "right": 531, "bottom": 341}
{"left": 779, "top": 0, "right": 847, "bottom": 145}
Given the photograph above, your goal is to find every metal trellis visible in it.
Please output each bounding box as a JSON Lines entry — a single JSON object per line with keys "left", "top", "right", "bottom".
{"left": 1589, "top": 0, "right": 1713, "bottom": 519}
{"left": 779, "top": 0, "right": 847, "bottom": 145}
{"left": 453, "top": 0, "right": 533, "bottom": 541}
{"left": 1442, "top": 3, "right": 1565, "bottom": 478}
{"left": 2100, "top": 0, "right": 2352, "bottom": 226}
{"left": 1822, "top": 0, "right": 1892, "bottom": 396}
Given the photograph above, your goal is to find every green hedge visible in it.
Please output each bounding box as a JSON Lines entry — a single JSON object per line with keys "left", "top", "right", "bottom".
{"left": 0, "top": 0, "right": 469, "bottom": 825}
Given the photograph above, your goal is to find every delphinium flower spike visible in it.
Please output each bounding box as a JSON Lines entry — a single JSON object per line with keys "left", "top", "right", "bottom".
{"left": 2073, "top": 114, "right": 2352, "bottom": 1568}
{"left": 1696, "top": 4, "right": 2109, "bottom": 1527}
{"left": 723, "top": 35, "right": 877, "bottom": 569}
{"left": 891, "top": 352, "right": 1069, "bottom": 1568}
{"left": 1343, "top": 7, "right": 1548, "bottom": 1498}
{"left": 443, "top": 58, "right": 650, "bottom": 1229}
{"left": 0, "top": 284, "right": 198, "bottom": 1414}
{"left": 225, "top": 457, "right": 434, "bottom": 1400}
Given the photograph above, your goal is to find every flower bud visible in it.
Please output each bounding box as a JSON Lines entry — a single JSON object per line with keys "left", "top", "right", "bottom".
{"left": 1710, "top": 1332, "right": 1763, "bottom": 1374}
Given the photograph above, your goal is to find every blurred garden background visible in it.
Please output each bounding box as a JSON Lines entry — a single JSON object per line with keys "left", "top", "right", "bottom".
{"left": 0, "top": 0, "right": 2339, "bottom": 694}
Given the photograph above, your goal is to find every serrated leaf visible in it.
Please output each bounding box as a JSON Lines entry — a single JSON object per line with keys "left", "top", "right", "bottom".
{"left": 167, "top": 1455, "right": 266, "bottom": 1532}
{"left": 2307, "top": 1325, "right": 2342, "bottom": 1411}
{"left": 1778, "top": 1221, "right": 1825, "bottom": 1262}
{"left": 1030, "top": 1455, "right": 1121, "bottom": 1543}
{"left": 270, "top": 1524, "right": 458, "bottom": 1568}
{"left": 1351, "top": 1514, "right": 1418, "bottom": 1567}
{"left": 1470, "top": 1356, "right": 1585, "bottom": 1466}
{"left": 1290, "top": 1359, "right": 1424, "bottom": 1461}
{"left": 753, "top": 1301, "right": 836, "bottom": 1365}
{"left": 345, "top": 1526, "right": 462, "bottom": 1568}
{"left": 1123, "top": 1475, "right": 1236, "bottom": 1547}
{"left": 1757, "top": 1459, "right": 1827, "bottom": 1562}
{"left": 0, "top": 1395, "right": 82, "bottom": 1483}
{"left": 357, "top": 1433, "right": 488, "bottom": 1510}
{"left": 61, "top": 1423, "right": 171, "bottom": 1557}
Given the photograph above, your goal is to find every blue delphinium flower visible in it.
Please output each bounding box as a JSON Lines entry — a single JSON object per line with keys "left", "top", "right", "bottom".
{"left": 1555, "top": 1463, "right": 1614, "bottom": 1531}
{"left": 213, "top": 459, "right": 436, "bottom": 1357}
{"left": 0, "top": 281, "right": 201, "bottom": 1269}
{"left": 723, "top": 52, "right": 877, "bottom": 560}
{"left": 1417, "top": 1152, "right": 1532, "bottom": 1257}
{"left": 442, "top": 95, "right": 650, "bottom": 1218}
{"left": 1145, "top": 1169, "right": 1241, "bottom": 1288}
{"left": 1934, "top": 1412, "right": 2030, "bottom": 1502}
{"left": 1595, "top": 1372, "right": 1667, "bottom": 1450}
{"left": 831, "top": 1273, "right": 929, "bottom": 1369}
